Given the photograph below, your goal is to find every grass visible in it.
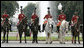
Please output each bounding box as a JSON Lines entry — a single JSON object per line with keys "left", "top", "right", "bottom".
{"left": 1, "top": 36, "right": 83, "bottom": 41}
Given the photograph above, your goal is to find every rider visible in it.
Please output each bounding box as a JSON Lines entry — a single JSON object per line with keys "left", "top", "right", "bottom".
{"left": 1, "top": 10, "right": 10, "bottom": 26}
{"left": 57, "top": 10, "right": 66, "bottom": 31}
{"left": 42, "top": 7, "right": 53, "bottom": 32}
{"left": 71, "top": 12, "right": 79, "bottom": 26}
{"left": 17, "top": 6, "right": 25, "bottom": 26}
{"left": 71, "top": 11, "right": 79, "bottom": 43}
{"left": 31, "top": 8, "right": 38, "bottom": 24}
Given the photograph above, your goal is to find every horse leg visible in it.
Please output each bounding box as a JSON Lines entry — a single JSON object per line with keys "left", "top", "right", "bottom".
{"left": 78, "top": 33, "right": 80, "bottom": 44}
{"left": 6, "top": 31, "right": 9, "bottom": 43}
{"left": 46, "top": 33, "right": 48, "bottom": 44}
{"left": 48, "top": 33, "right": 50, "bottom": 44}
{"left": 2, "top": 31, "right": 6, "bottom": 43}
{"left": 19, "top": 31, "right": 22, "bottom": 43}
{"left": 72, "top": 36, "right": 74, "bottom": 44}
{"left": 24, "top": 31, "right": 26, "bottom": 43}
{"left": 59, "top": 31, "right": 62, "bottom": 44}
{"left": 36, "top": 33, "right": 38, "bottom": 43}
{"left": 32, "top": 33, "right": 35, "bottom": 43}
{"left": 49, "top": 33, "right": 52, "bottom": 44}
{"left": 62, "top": 31, "right": 65, "bottom": 44}
{"left": 74, "top": 35, "right": 76, "bottom": 44}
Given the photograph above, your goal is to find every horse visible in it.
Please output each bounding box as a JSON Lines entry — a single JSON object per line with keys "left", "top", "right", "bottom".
{"left": 80, "top": 24, "right": 83, "bottom": 40}
{"left": 30, "top": 17, "right": 40, "bottom": 43}
{"left": 59, "top": 20, "right": 69, "bottom": 44}
{"left": 1, "top": 18, "right": 11, "bottom": 43}
{"left": 71, "top": 17, "right": 82, "bottom": 44}
{"left": 17, "top": 16, "right": 28, "bottom": 43}
{"left": 45, "top": 18, "right": 54, "bottom": 44}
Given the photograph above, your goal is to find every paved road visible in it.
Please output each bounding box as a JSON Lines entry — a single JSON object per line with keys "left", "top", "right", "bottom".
{"left": 1, "top": 41, "right": 83, "bottom": 47}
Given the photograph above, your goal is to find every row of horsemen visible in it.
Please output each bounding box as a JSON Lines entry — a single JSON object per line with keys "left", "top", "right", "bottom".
{"left": 1, "top": 6, "right": 83, "bottom": 44}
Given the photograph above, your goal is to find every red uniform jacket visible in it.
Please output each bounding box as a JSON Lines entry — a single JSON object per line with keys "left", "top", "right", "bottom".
{"left": 44, "top": 14, "right": 52, "bottom": 19}
{"left": 43, "top": 14, "right": 52, "bottom": 24}
{"left": 1, "top": 14, "right": 9, "bottom": 25}
{"left": 18, "top": 14, "right": 25, "bottom": 21}
{"left": 31, "top": 14, "right": 38, "bottom": 22}
{"left": 72, "top": 15, "right": 79, "bottom": 23}
{"left": 17, "top": 14, "right": 25, "bottom": 25}
{"left": 58, "top": 14, "right": 66, "bottom": 21}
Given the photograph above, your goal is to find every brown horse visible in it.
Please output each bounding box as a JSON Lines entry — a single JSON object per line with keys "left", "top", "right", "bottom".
{"left": 71, "top": 17, "right": 81, "bottom": 44}
{"left": 17, "top": 17, "right": 28, "bottom": 43}
{"left": 2, "top": 18, "right": 11, "bottom": 43}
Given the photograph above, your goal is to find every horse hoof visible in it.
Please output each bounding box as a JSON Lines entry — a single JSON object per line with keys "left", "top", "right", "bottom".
{"left": 6, "top": 42, "right": 8, "bottom": 43}
{"left": 36, "top": 42, "right": 38, "bottom": 44}
{"left": 74, "top": 42, "right": 76, "bottom": 44}
{"left": 63, "top": 42, "right": 65, "bottom": 44}
{"left": 25, "top": 42, "right": 27, "bottom": 43}
{"left": 60, "top": 42, "right": 62, "bottom": 44}
{"left": 20, "top": 42, "right": 22, "bottom": 43}
{"left": 32, "top": 41, "right": 34, "bottom": 43}
{"left": 50, "top": 41, "right": 52, "bottom": 44}
{"left": 2, "top": 41, "right": 5, "bottom": 43}
{"left": 46, "top": 42, "right": 48, "bottom": 44}
{"left": 79, "top": 42, "right": 80, "bottom": 44}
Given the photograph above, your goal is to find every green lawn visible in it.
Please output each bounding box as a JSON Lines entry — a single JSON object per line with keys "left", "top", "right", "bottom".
{"left": 1, "top": 36, "right": 83, "bottom": 41}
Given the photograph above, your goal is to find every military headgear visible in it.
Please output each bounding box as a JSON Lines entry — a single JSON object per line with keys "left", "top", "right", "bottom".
{"left": 47, "top": 7, "right": 50, "bottom": 14}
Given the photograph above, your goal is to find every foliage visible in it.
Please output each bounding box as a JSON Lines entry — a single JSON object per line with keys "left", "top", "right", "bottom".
{"left": 1, "top": 1, "right": 19, "bottom": 17}
{"left": 23, "top": 3, "right": 36, "bottom": 23}
{"left": 56, "top": 1, "right": 83, "bottom": 22}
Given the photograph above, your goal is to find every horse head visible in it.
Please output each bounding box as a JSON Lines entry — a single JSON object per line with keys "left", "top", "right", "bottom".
{"left": 34, "top": 17, "right": 39, "bottom": 26}
{"left": 61, "top": 20, "right": 69, "bottom": 32}
{"left": 47, "top": 18, "right": 53, "bottom": 28}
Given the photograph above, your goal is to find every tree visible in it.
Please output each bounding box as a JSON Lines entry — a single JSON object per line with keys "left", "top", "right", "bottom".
{"left": 56, "top": 1, "right": 83, "bottom": 22}
{"left": 1, "top": 1, "right": 19, "bottom": 17}
{"left": 23, "top": 3, "right": 36, "bottom": 22}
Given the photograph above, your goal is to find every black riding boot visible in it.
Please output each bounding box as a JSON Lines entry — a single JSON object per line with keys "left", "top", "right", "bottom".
{"left": 10, "top": 24, "right": 12, "bottom": 32}
{"left": 42, "top": 24, "right": 45, "bottom": 32}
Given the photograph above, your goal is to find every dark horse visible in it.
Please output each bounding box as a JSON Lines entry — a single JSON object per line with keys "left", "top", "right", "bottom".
{"left": 30, "top": 17, "right": 40, "bottom": 43}
{"left": 17, "top": 17, "right": 28, "bottom": 43}
{"left": 2, "top": 18, "right": 11, "bottom": 43}
{"left": 71, "top": 18, "right": 81, "bottom": 44}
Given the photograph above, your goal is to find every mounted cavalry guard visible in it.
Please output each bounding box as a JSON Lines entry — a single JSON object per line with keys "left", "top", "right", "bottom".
{"left": 57, "top": 10, "right": 66, "bottom": 44}
{"left": 31, "top": 8, "right": 39, "bottom": 43}
{"left": 71, "top": 12, "right": 80, "bottom": 44}
{"left": 16, "top": 6, "right": 25, "bottom": 40}
{"left": 43, "top": 7, "right": 53, "bottom": 44}
{"left": 1, "top": 10, "right": 11, "bottom": 43}
{"left": 42, "top": 7, "right": 53, "bottom": 32}
{"left": 17, "top": 6, "right": 28, "bottom": 43}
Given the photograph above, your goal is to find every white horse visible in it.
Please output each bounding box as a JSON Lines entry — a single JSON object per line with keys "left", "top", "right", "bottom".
{"left": 45, "top": 18, "right": 54, "bottom": 44}
{"left": 59, "top": 20, "right": 69, "bottom": 44}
